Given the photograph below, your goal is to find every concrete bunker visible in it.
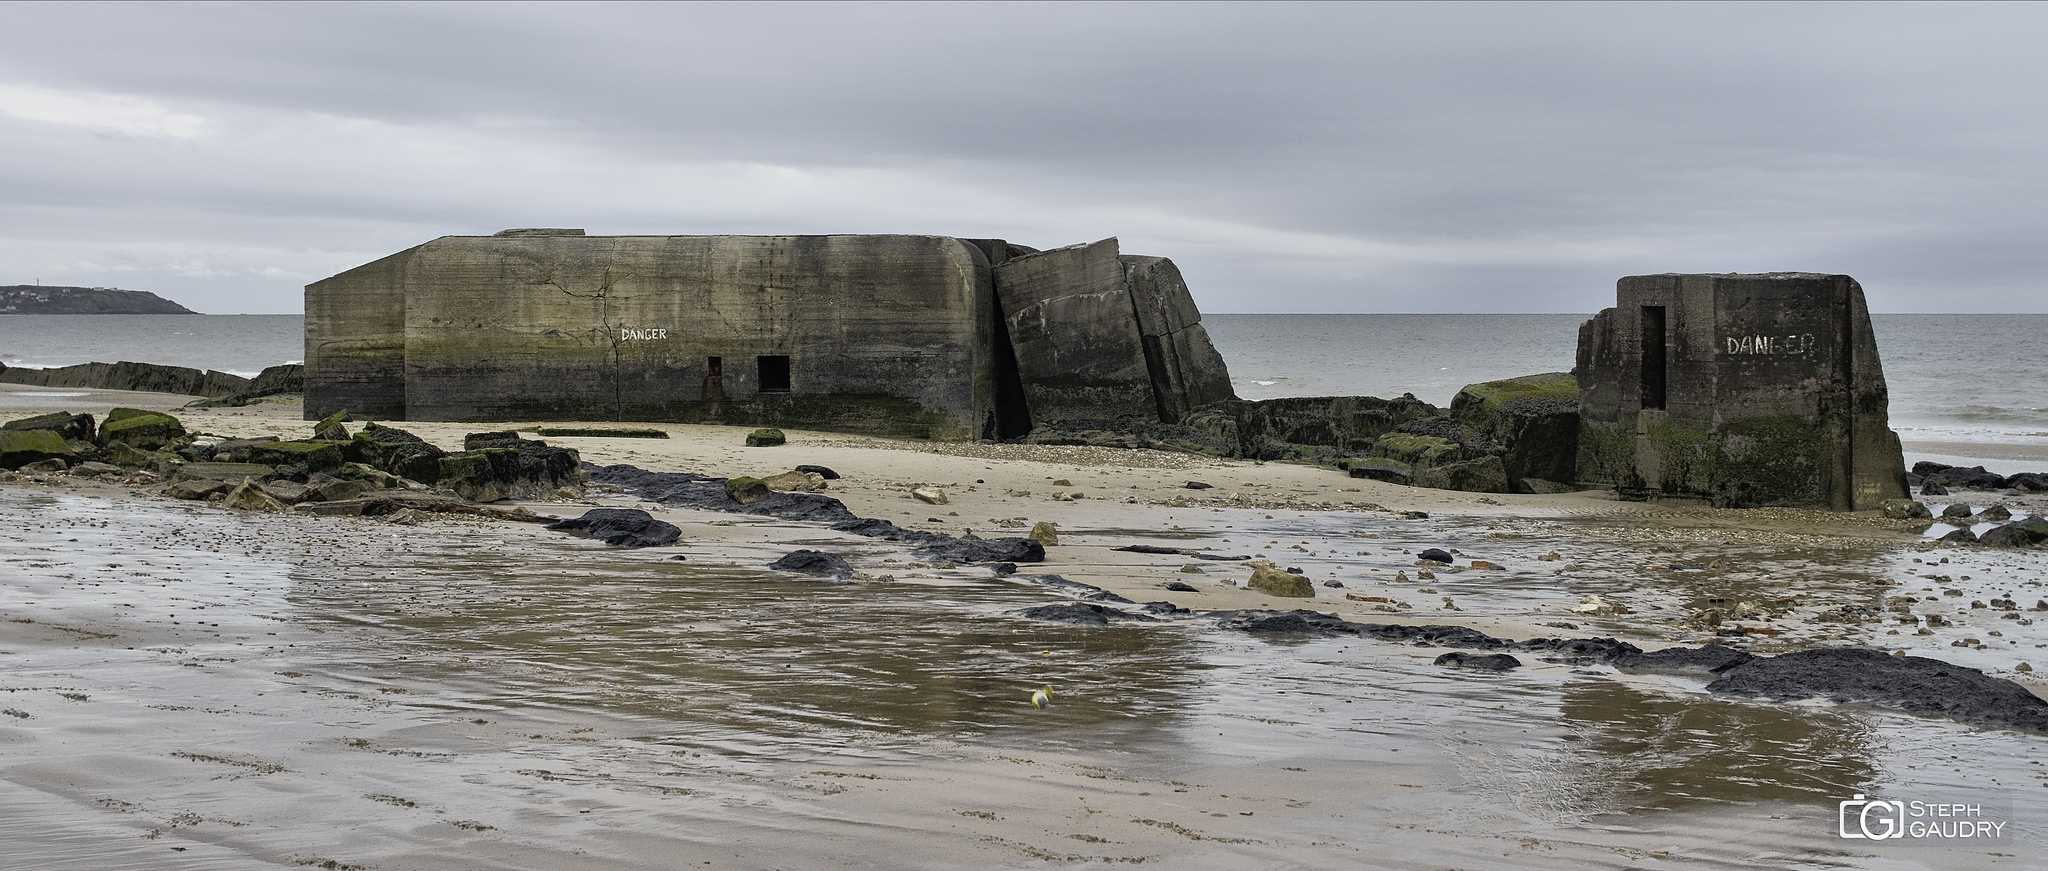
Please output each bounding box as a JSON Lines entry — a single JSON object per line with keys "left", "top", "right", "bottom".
{"left": 1573, "top": 272, "right": 1908, "bottom": 510}
{"left": 304, "top": 230, "right": 1233, "bottom": 440}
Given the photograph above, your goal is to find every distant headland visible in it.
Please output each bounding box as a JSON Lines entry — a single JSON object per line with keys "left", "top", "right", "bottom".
{"left": 0, "top": 285, "right": 198, "bottom": 314}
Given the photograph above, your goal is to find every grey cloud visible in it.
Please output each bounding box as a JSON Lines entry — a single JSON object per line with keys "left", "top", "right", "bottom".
{"left": 1, "top": 2, "right": 2045, "bottom": 313}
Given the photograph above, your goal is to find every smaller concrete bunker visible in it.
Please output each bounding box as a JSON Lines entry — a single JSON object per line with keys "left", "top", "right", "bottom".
{"left": 1573, "top": 272, "right": 1908, "bottom": 509}
{"left": 304, "top": 231, "right": 1234, "bottom": 440}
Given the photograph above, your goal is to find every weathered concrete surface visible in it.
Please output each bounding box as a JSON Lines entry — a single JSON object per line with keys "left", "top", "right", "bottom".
{"left": 1121, "top": 255, "right": 1237, "bottom": 419}
{"left": 307, "top": 232, "right": 1233, "bottom": 442}
{"left": 991, "top": 239, "right": 1158, "bottom": 425}
{"left": 1574, "top": 273, "right": 1907, "bottom": 510}
{"left": 1182, "top": 394, "right": 1441, "bottom": 463}
{"left": 308, "top": 234, "right": 998, "bottom": 440}
{"left": 1448, "top": 372, "right": 1581, "bottom": 491}
{"left": 991, "top": 238, "right": 1235, "bottom": 427}
{"left": 0, "top": 361, "right": 247, "bottom": 397}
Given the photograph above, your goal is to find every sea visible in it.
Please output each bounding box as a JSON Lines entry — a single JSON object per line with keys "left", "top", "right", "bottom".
{"left": 1, "top": 312, "right": 2044, "bottom": 469}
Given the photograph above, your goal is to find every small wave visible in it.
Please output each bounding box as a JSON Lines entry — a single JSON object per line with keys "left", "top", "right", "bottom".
{"left": 1935, "top": 404, "right": 2048, "bottom": 423}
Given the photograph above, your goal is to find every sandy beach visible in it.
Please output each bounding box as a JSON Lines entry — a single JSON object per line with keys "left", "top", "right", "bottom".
{"left": 5, "top": 384, "right": 2048, "bottom": 868}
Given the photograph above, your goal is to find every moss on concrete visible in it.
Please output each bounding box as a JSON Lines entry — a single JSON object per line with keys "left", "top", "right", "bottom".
{"left": 0, "top": 429, "right": 72, "bottom": 470}
{"left": 1712, "top": 415, "right": 1832, "bottom": 508}
{"left": 244, "top": 440, "right": 345, "bottom": 472}
{"left": 98, "top": 411, "right": 186, "bottom": 450}
{"left": 1451, "top": 372, "right": 1578, "bottom": 425}
{"left": 1372, "top": 432, "right": 1458, "bottom": 466}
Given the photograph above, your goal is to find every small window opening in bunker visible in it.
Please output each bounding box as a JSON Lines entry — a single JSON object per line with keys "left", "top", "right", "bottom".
{"left": 757, "top": 355, "right": 791, "bottom": 392}
{"left": 703, "top": 357, "right": 726, "bottom": 402}
{"left": 1640, "top": 305, "right": 1667, "bottom": 410}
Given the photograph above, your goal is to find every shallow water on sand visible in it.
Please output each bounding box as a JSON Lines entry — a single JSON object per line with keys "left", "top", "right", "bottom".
{"left": 3, "top": 489, "right": 2046, "bottom": 868}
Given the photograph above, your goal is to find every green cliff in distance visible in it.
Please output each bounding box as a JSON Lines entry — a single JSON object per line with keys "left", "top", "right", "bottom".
{"left": 0, "top": 285, "right": 198, "bottom": 314}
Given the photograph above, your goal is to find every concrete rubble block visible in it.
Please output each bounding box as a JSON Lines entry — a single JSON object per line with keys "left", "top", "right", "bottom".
{"left": 433, "top": 432, "right": 583, "bottom": 502}
{"left": 2, "top": 411, "right": 96, "bottom": 443}
{"left": 1120, "top": 254, "right": 1237, "bottom": 418}
{"left": 347, "top": 423, "right": 447, "bottom": 482}
{"left": 221, "top": 478, "right": 287, "bottom": 512}
{"left": 992, "top": 238, "right": 1163, "bottom": 424}
{"left": 1188, "top": 395, "right": 1441, "bottom": 463}
{"left": 97, "top": 409, "right": 186, "bottom": 450}
{"left": 244, "top": 440, "right": 345, "bottom": 473}
{"left": 166, "top": 477, "right": 234, "bottom": 500}
{"left": 313, "top": 409, "right": 353, "bottom": 442}
{"left": 174, "top": 462, "right": 279, "bottom": 482}
{"left": 746, "top": 428, "right": 786, "bottom": 447}
{"left": 1449, "top": 373, "right": 1581, "bottom": 490}
{"left": 0, "top": 429, "right": 73, "bottom": 470}
{"left": 204, "top": 436, "right": 281, "bottom": 462}
{"left": 724, "top": 476, "right": 771, "bottom": 505}
{"left": 1415, "top": 455, "right": 1510, "bottom": 493}
{"left": 1573, "top": 273, "right": 1908, "bottom": 510}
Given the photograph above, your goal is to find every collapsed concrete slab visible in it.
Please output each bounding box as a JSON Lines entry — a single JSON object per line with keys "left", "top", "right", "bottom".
{"left": 987, "top": 238, "right": 1233, "bottom": 426}
{"left": 305, "top": 232, "right": 1234, "bottom": 441}
{"left": 1573, "top": 273, "right": 1907, "bottom": 510}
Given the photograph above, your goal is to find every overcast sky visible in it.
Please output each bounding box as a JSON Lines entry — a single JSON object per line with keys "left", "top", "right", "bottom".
{"left": 2, "top": 2, "right": 2045, "bottom": 314}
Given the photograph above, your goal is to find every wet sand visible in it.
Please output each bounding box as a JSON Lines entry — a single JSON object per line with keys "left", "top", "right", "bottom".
{"left": 4, "top": 389, "right": 2048, "bottom": 868}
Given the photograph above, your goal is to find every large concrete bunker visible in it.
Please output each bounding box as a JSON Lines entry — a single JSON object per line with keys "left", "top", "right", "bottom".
{"left": 304, "top": 230, "right": 1234, "bottom": 439}
{"left": 1573, "top": 272, "right": 1908, "bottom": 510}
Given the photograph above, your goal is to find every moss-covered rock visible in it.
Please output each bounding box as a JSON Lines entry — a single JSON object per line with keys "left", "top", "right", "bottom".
{"left": 104, "top": 442, "right": 160, "bottom": 469}
{"left": 1247, "top": 562, "right": 1315, "bottom": 597}
{"left": 244, "top": 440, "right": 345, "bottom": 472}
{"left": 1372, "top": 432, "right": 1459, "bottom": 466}
{"left": 1415, "top": 455, "right": 1509, "bottom": 493}
{"left": 433, "top": 435, "right": 583, "bottom": 502}
{"left": 724, "top": 476, "right": 771, "bottom": 504}
{"left": 346, "top": 422, "right": 447, "bottom": 483}
{"left": 1448, "top": 373, "right": 1581, "bottom": 491}
{"left": 98, "top": 410, "right": 186, "bottom": 450}
{"left": 1449, "top": 372, "right": 1578, "bottom": 425}
{"left": 2, "top": 411, "right": 96, "bottom": 442}
{"left": 0, "top": 429, "right": 72, "bottom": 470}
{"left": 313, "top": 409, "right": 352, "bottom": 442}
{"left": 745, "top": 428, "right": 786, "bottom": 447}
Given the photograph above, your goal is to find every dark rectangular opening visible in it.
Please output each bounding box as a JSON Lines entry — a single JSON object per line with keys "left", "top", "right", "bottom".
{"left": 703, "top": 357, "right": 725, "bottom": 402}
{"left": 989, "top": 294, "right": 1032, "bottom": 439}
{"left": 757, "top": 355, "right": 791, "bottom": 392}
{"left": 1640, "top": 305, "right": 1667, "bottom": 410}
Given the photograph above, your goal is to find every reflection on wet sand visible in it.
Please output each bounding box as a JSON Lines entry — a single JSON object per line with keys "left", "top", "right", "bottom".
{"left": 1, "top": 488, "right": 2044, "bottom": 869}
